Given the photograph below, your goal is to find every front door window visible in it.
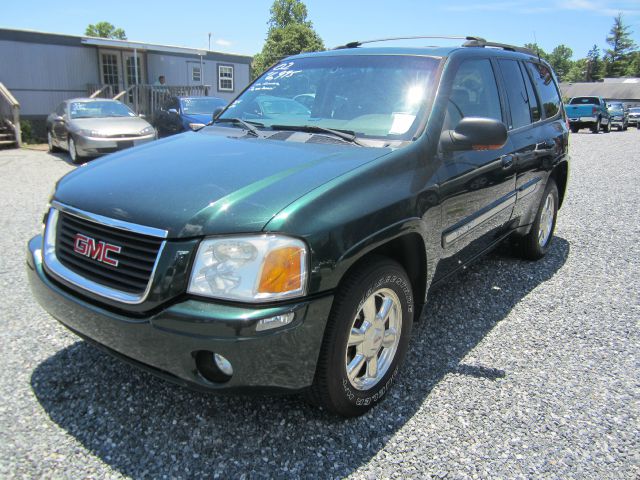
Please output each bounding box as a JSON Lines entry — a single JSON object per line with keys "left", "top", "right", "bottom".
{"left": 101, "top": 53, "right": 120, "bottom": 94}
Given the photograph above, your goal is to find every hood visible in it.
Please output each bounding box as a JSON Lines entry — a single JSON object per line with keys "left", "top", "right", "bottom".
{"left": 181, "top": 113, "right": 212, "bottom": 126}
{"left": 69, "top": 116, "right": 152, "bottom": 135}
{"left": 54, "top": 129, "right": 390, "bottom": 238}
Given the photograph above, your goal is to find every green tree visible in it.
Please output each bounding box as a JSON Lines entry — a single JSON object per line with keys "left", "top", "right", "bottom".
{"left": 252, "top": 0, "right": 324, "bottom": 78}
{"left": 85, "top": 22, "right": 127, "bottom": 40}
{"left": 547, "top": 44, "right": 574, "bottom": 82}
{"left": 585, "top": 45, "right": 604, "bottom": 81}
{"left": 564, "top": 59, "right": 588, "bottom": 82}
{"left": 524, "top": 43, "right": 547, "bottom": 60}
{"left": 604, "top": 13, "right": 636, "bottom": 77}
{"left": 624, "top": 51, "right": 640, "bottom": 77}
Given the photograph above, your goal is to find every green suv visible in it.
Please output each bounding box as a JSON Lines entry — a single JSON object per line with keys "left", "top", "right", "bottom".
{"left": 27, "top": 37, "right": 569, "bottom": 417}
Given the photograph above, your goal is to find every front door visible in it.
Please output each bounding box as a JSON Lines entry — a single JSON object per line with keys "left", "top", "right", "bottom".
{"left": 123, "top": 52, "right": 145, "bottom": 107}
{"left": 99, "top": 50, "right": 122, "bottom": 95}
{"left": 435, "top": 58, "right": 517, "bottom": 279}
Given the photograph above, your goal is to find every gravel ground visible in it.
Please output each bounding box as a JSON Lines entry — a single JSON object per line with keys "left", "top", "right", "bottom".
{"left": 0, "top": 131, "right": 638, "bottom": 479}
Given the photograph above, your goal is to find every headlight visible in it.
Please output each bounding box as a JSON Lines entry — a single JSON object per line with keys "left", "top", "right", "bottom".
{"left": 187, "top": 235, "right": 307, "bottom": 302}
{"left": 76, "top": 129, "right": 107, "bottom": 137}
{"left": 140, "top": 126, "right": 155, "bottom": 135}
{"left": 188, "top": 123, "right": 206, "bottom": 131}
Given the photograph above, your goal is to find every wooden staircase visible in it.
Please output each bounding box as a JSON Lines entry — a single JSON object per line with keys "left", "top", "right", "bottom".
{"left": 0, "top": 120, "right": 17, "bottom": 149}
{"left": 0, "top": 83, "right": 21, "bottom": 150}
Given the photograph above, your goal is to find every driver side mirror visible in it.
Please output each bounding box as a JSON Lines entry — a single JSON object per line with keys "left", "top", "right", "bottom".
{"left": 440, "top": 117, "right": 508, "bottom": 151}
{"left": 212, "top": 106, "right": 224, "bottom": 121}
{"left": 168, "top": 108, "right": 178, "bottom": 115}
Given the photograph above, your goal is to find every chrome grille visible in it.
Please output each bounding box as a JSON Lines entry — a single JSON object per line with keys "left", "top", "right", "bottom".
{"left": 55, "top": 212, "right": 163, "bottom": 294}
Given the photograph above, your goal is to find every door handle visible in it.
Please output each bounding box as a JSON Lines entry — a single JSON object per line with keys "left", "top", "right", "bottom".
{"left": 500, "top": 154, "right": 515, "bottom": 169}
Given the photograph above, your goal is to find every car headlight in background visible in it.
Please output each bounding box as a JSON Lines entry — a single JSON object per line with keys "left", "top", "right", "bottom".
{"left": 188, "top": 123, "right": 206, "bottom": 131}
{"left": 187, "top": 235, "right": 307, "bottom": 302}
{"left": 139, "top": 126, "right": 155, "bottom": 136}
{"left": 76, "top": 129, "right": 108, "bottom": 137}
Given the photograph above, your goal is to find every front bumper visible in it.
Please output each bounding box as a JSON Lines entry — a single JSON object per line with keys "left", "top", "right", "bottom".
{"left": 27, "top": 235, "right": 333, "bottom": 392}
{"left": 74, "top": 133, "right": 156, "bottom": 157}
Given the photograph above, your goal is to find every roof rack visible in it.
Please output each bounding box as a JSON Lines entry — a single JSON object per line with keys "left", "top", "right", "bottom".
{"left": 462, "top": 38, "right": 536, "bottom": 56}
{"left": 333, "top": 35, "right": 486, "bottom": 50}
{"left": 333, "top": 36, "right": 537, "bottom": 57}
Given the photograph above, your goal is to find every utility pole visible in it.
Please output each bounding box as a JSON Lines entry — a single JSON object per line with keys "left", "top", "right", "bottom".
{"left": 208, "top": 32, "right": 212, "bottom": 51}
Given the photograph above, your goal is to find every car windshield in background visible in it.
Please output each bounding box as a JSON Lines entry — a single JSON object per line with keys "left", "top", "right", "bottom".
{"left": 629, "top": 107, "right": 640, "bottom": 113}
{"left": 569, "top": 97, "right": 599, "bottom": 105}
{"left": 69, "top": 101, "right": 136, "bottom": 119}
{"left": 219, "top": 55, "right": 440, "bottom": 141}
{"left": 181, "top": 98, "right": 226, "bottom": 114}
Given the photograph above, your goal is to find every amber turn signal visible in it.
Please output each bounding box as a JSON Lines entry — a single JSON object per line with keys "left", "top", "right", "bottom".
{"left": 258, "top": 246, "right": 303, "bottom": 294}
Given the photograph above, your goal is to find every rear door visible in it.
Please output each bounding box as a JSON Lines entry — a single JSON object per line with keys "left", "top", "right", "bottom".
{"left": 436, "top": 57, "right": 517, "bottom": 275}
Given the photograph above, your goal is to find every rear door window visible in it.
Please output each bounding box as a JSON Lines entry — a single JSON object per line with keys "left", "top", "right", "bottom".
{"left": 525, "top": 62, "right": 561, "bottom": 119}
{"left": 498, "top": 59, "right": 532, "bottom": 129}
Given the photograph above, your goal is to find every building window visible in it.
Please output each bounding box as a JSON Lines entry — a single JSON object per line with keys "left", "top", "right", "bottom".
{"left": 192, "top": 66, "right": 202, "bottom": 83}
{"left": 101, "top": 53, "right": 119, "bottom": 86}
{"left": 218, "top": 65, "right": 234, "bottom": 91}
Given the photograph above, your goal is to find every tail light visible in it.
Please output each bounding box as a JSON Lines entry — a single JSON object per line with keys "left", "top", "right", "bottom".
{"left": 592, "top": 106, "right": 598, "bottom": 115}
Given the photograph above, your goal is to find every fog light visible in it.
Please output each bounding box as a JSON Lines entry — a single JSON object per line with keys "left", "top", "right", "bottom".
{"left": 256, "top": 312, "right": 295, "bottom": 332}
{"left": 195, "top": 350, "right": 233, "bottom": 383}
{"left": 214, "top": 353, "right": 233, "bottom": 376}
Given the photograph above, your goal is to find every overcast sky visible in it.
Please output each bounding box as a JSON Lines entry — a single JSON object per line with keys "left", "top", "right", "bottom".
{"left": 3, "top": 0, "right": 639, "bottom": 59}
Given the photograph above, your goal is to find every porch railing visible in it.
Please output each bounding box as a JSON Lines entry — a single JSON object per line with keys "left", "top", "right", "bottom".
{"left": 88, "top": 84, "right": 212, "bottom": 118}
{"left": 0, "top": 82, "right": 21, "bottom": 147}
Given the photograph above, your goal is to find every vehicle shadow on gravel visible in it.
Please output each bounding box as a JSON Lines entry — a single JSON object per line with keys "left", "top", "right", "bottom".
{"left": 31, "top": 237, "right": 569, "bottom": 478}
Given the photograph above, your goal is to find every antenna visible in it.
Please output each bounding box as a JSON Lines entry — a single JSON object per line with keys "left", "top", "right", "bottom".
{"left": 533, "top": 31, "right": 541, "bottom": 62}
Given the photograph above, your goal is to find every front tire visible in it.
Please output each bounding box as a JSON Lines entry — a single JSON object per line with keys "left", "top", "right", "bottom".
{"left": 307, "top": 257, "right": 413, "bottom": 417}
{"left": 603, "top": 120, "right": 611, "bottom": 133}
{"left": 68, "top": 136, "right": 83, "bottom": 164}
{"left": 513, "top": 179, "right": 559, "bottom": 260}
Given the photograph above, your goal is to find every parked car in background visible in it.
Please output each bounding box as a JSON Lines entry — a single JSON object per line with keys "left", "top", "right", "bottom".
{"left": 607, "top": 102, "right": 628, "bottom": 131}
{"left": 628, "top": 106, "right": 640, "bottom": 126}
{"left": 566, "top": 96, "right": 611, "bottom": 133}
{"left": 153, "top": 96, "right": 227, "bottom": 137}
{"left": 47, "top": 99, "right": 156, "bottom": 163}
{"left": 28, "top": 38, "right": 569, "bottom": 417}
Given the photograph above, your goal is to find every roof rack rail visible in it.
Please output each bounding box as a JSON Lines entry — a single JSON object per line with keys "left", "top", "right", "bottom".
{"left": 462, "top": 38, "right": 536, "bottom": 56}
{"left": 333, "top": 35, "right": 486, "bottom": 50}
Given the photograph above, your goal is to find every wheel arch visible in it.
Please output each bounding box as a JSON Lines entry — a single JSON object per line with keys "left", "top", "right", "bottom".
{"left": 336, "top": 228, "right": 428, "bottom": 321}
{"left": 550, "top": 160, "right": 569, "bottom": 208}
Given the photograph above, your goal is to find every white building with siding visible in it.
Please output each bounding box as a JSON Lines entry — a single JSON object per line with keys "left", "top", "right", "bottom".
{"left": 0, "top": 28, "right": 252, "bottom": 123}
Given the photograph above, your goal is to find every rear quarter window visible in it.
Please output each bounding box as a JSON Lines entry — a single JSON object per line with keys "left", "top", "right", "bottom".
{"left": 525, "top": 63, "right": 562, "bottom": 119}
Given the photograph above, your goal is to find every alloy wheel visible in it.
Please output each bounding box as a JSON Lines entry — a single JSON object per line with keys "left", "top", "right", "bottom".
{"left": 345, "top": 288, "right": 402, "bottom": 391}
{"left": 538, "top": 192, "right": 555, "bottom": 247}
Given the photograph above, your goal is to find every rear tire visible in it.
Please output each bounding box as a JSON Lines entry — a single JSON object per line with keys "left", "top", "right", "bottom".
{"left": 570, "top": 125, "right": 579, "bottom": 133}
{"left": 512, "top": 179, "right": 559, "bottom": 260}
{"left": 306, "top": 257, "right": 413, "bottom": 417}
{"left": 603, "top": 120, "right": 611, "bottom": 133}
{"left": 47, "top": 131, "right": 61, "bottom": 153}
{"left": 591, "top": 118, "right": 601, "bottom": 133}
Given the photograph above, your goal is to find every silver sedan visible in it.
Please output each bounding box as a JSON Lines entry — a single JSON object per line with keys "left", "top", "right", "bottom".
{"left": 46, "top": 98, "right": 156, "bottom": 163}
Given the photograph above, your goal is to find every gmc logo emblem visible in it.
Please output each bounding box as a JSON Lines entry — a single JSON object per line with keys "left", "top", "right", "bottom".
{"left": 73, "top": 233, "right": 121, "bottom": 267}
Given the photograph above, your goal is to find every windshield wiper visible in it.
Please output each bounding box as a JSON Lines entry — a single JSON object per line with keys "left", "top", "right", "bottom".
{"left": 212, "top": 118, "right": 262, "bottom": 137}
{"left": 270, "top": 124, "right": 365, "bottom": 146}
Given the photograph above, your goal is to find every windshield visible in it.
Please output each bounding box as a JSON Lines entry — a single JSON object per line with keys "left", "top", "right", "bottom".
{"left": 608, "top": 104, "right": 623, "bottom": 112}
{"left": 569, "top": 97, "right": 599, "bottom": 105}
{"left": 219, "top": 54, "right": 440, "bottom": 141}
{"left": 630, "top": 107, "right": 640, "bottom": 113}
{"left": 69, "top": 101, "right": 135, "bottom": 119}
{"left": 181, "top": 97, "right": 226, "bottom": 114}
